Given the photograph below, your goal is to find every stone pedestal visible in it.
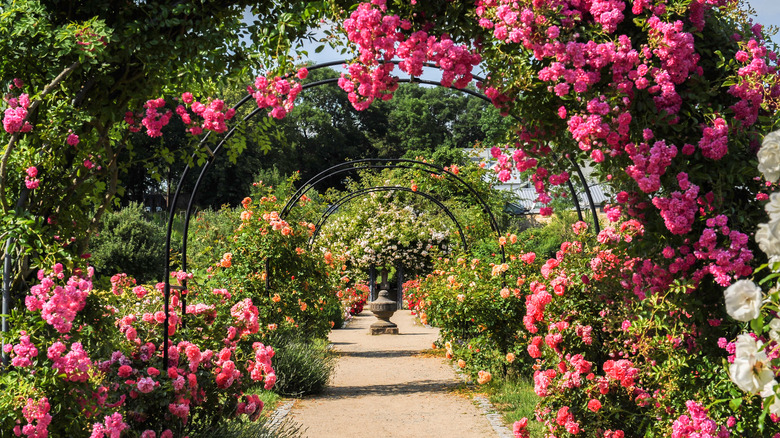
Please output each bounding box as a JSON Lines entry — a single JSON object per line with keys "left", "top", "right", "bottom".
{"left": 370, "top": 289, "right": 398, "bottom": 335}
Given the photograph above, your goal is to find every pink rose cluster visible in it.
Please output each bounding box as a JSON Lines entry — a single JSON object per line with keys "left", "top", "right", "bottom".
{"left": 3, "top": 85, "right": 32, "bottom": 134}
{"left": 512, "top": 418, "right": 530, "bottom": 438}
{"left": 236, "top": 393, "right": 264, "bottom": 420}
{"left": 178, "top": 93, "right": 236, "bottom": 135}
{"left": 13, "top": 397, "right": 52, "bottom": 438}
{"left": 624, "top": 136, "right": 678, "bottom": 194}
{"left": 215, "top": 347, "right": 241, "bottom": 389}
{"left": 338, "top": 0, "right": 480, "bottom": 110}
{"left": 671, "top": 400, "right": 730, "bottom": 438}
{"left": 248, "top": 342, "right": 277, "bottom": 390}
{"left": 139, "top": 97, "right": 172, "bottom": 137}
{"left": 490, "top": 144, "right": 567, "bottom": 215}
{"left": 24, "top": 166, "right": 39, "bottom": 190}
{"left": 230, "top": 298, "right": 260, "bottom": 338}
{"left": 603, "top": 358, "right": 639, "bottom": 388}
{"left": 650, "top": 172, "right": 699, "bottom": 235}
{"left": 110, "top": 272, "right": 136, "bottom": 296}
{"left": 555, "top": 406, "right": 580, "bottom": 435}
{"left": 47, "top": 341, "right": 92, "bottom": 382}
{"left": 8, "top": 330, "right": 38, "bottom": 368}
{"left": 124, "top": 93, "right": 236, "bottom": 137}
{"left": 249, "top": 68, "right": 307, "bottom": 119}
{"left": 25, "top": 263, "right": 93, "bottom": 333}
{"left": 89, "top": 412, "right": 129, "bottom": 438}
{"left": 523, "top": 280, "right": 552, "bottom": 333}
{"left": 729, "top": 36, "right": 779, "bottom": 128}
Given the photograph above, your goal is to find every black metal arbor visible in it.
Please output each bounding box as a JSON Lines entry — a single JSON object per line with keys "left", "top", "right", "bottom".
{"left": 279, "top": 157, "right": 506, "bottom": 307}
{"left": 159, "top": 60, "right": 601, "bottom": 363}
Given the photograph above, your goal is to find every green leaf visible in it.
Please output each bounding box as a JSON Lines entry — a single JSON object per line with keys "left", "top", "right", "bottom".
{"left": 751, "top": 316, "right": 765, "bottom": 334}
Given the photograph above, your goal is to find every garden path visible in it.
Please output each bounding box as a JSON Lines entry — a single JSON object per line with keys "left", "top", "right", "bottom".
{"left": 286, "top": 310, "right": 507, "bottom": 437}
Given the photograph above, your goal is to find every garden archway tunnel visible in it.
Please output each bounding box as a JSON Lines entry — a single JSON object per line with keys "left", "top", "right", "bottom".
{"left": 159, "top": 60, "right": 601, "bottom": 363}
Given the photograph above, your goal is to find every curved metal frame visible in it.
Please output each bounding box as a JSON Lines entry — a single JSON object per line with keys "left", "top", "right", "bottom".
{"left": 161, "top": 59, "right": 601, "bottom": 363}
{"left": 281, "top": 158, "right": 503, "bottom": 235}
{"left": 307, "top": 186, "right": 468, "bottom": 251}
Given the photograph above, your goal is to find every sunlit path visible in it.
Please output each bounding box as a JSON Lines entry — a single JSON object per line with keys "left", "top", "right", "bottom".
{"left": 287, "top": 310, "right": 502, "bottom": 438}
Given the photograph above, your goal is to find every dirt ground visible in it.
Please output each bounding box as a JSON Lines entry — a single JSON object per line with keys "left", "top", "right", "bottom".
{"left": 286, "top": 310, "right": 501, "bottom": 438}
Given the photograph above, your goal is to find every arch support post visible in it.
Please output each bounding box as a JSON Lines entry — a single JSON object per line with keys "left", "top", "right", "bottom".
{"left": 369, "top": 265, "right": 377, "bottom": 302}
{"left": 2, "top": 237, "right": 13, "bottom": 368}
{"left": 396, "top": 262, "right": 404, "bottom": 310}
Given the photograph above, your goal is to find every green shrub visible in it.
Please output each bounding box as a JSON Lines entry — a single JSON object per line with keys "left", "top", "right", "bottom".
{"left": 88, "top": 203, "right": 168, "bottom": 283}
{"left": 185, "top": 206, "right": 239, "bottom": 271}
{"left": 266, "top": 333, "right": 336, "bottom": 397}
{"left": 517, "top": 211, "right": 580, "bottom": 259}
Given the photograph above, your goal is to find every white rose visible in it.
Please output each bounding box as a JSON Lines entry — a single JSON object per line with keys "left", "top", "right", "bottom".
{"left": 770, "top": 318, "right": 780, "bottom": 342}
{"left": 730, "top": 334, "right": 775, "bottom": 394}
{"left": 759, "top": 130, "right": 780, "bottom": 183}
{"left": 762, "top": 380, "right": 780, "bottom": 416}
{"left": 756, "top": 222, "right": 780, "bottom": 258}
{"left": 724, "top": 279, "right": 763, "bottom": 321}
{"left": 766, "top": 193, "right": 780, "bottom": 221}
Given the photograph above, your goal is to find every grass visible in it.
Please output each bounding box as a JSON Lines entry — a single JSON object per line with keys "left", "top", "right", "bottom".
{"left": 256, "top": 390, "right": 283, "bottom": 413}
{"left": 193, "top": 416, "right": 303, "bottom": 438}
{"left": 186, "top": 390, "right": 302, "bottom": 438}
{"left": 415, "top": 346, "right": 447, "bottom": 358}
{"left": 482, "top": 377, "right": 546, "bottom": 437}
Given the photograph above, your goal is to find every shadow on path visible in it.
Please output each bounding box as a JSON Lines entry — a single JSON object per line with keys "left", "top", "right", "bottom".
{"left": 313, "top": 379, "right": 461, "bottom": 399}
{"left": 335, "top": 349, "right": 420, "bottom": 358}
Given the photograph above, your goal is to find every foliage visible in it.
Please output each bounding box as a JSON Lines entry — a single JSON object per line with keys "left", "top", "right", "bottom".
{"left": 88, "top": 203, "right": 168, "bottom": 284}
{"left": 0, "top": 0, "right": 329, "bottom": 270}
{"left": 184, "top": 207, "right": 240, "bottom": 273}
{"left": 0, "top": 263, "right": 278, "bottom": 437}
{"left": 315, "top": 162, "right": 512, "bottom": 280}
{"left": 192, "top": 417, "right": 303, "bottom": 438}
{"left": 516, "top": 211, "right": 582, "bottom": 260}
{"left": 484, "top": 378, "right": 545, "bottom": 438}
{"left": 405, "top": 234, "right": 541, "bottom": 381}
{"left": 191, "top": 417, "right": 303, "bottom": 438}
{"left": 205, "top": 177, "right": 342, "bottom": 341}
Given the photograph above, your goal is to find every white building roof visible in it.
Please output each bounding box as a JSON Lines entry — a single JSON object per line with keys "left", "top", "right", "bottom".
{"left": 464, "top": 148, "right": 611, "bottom": 214}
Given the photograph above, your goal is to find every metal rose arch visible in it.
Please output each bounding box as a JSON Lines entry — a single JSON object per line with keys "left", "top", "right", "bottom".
{"left": 159, "top": 60, "right": 601, "bottom": 363}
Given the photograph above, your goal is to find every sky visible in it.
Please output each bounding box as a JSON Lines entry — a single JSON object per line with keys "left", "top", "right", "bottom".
{"left": 750, "top": 0, "right": 780, "bottom": 37}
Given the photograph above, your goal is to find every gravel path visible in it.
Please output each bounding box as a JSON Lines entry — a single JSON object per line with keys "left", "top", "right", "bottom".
{"left": 286, "top": 310, "right": 506, "bottom": 438}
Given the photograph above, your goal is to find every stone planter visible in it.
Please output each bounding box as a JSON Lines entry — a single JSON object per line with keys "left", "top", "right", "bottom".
{"left": 369, "top": 289, "right": 398, "bottom": 335}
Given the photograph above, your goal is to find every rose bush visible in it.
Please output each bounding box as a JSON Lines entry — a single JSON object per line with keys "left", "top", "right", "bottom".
{"left": 406, "top": 233, "right": 541, "bottom": 380}
{"left": 0, "top": 263, "right": 277, "bottom": 437}
{"left": 204, "top": 179, "right": 344, "bottom": 341}
{"left": 717, "top": 130, "right": 780, "bottom": 436}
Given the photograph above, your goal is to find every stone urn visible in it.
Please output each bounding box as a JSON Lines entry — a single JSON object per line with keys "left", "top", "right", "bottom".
{"left": 369, "top": 289, "right": 398, "bottom": 335}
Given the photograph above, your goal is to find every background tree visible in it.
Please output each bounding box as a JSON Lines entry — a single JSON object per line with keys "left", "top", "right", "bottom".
{"left": 0, "top": 0, "right": 328, "bottom": 285}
